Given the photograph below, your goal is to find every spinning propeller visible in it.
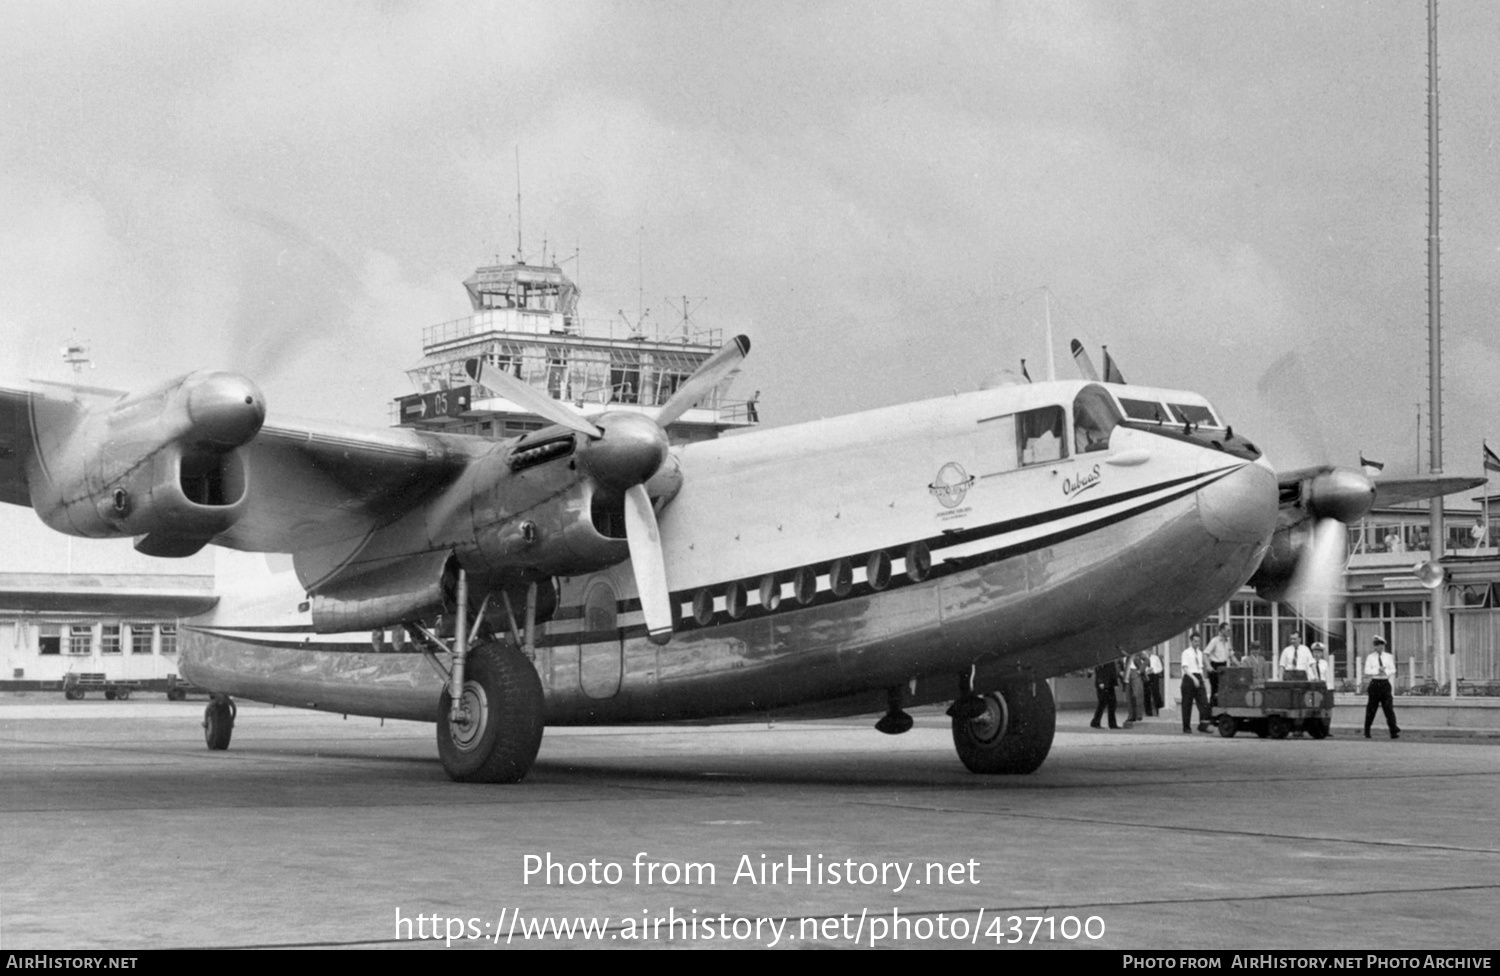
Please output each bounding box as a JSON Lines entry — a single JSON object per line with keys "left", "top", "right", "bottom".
{"left": 465, "top": 335, "right": 751, "bottom": 644}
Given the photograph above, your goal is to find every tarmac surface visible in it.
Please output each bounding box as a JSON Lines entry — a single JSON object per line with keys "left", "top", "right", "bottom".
{"left": 2, "top": 693, "right": 1498, "bottom": 951}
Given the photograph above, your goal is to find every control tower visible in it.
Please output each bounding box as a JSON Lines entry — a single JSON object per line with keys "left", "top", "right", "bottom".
{"left": 396, "top": 260, "right": 757, "bottom": 443}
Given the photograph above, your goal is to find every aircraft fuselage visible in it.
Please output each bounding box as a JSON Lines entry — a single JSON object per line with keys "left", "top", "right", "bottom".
{"left": 181, "top": 379, "right": 1279, "bottom": 725}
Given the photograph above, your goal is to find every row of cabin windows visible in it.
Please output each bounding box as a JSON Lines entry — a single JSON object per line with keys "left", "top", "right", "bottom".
{"left": 35, "top": 622, "right": 177, "bottom": 656}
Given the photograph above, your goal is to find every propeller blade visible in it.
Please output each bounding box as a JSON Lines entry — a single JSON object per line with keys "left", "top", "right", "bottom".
{"left": 624, "top": 483, "right": 674, "bottom": 645}
{"left": 1286, "top": 518, "right": 1348, "bottom": 633}
{"left": 464, "top": 358, "right": 603, "bottom": 439}
{"left": 655, "top": 335, "right": 751, "bottom": 428}
{"left": 1069, "top": 339, "right": 1100, "bottom": 382}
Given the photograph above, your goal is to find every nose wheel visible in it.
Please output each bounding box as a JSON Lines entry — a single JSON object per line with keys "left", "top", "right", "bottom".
{"left": 204, "top": 695, "right": 235, "bottom": 751}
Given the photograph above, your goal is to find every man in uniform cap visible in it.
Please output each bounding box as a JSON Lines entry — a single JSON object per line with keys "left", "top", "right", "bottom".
{"left": 1363, "top": 635, "right": 1401, "bottom": 739}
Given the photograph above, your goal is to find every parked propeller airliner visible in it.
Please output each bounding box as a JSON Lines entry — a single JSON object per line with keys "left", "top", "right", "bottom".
{"left": 0, "top": 340, "right": 1460, "bottom": 782}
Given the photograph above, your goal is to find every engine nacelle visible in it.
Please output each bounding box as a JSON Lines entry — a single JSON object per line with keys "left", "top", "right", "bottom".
{"left": 1246, "top": 521, "right": 1312, "bottom": 602}
{"left": 1246, "top": 467, "right": 1374, "bottom": 601}
{"left": 472, "top": 476, "right": 630, "bottom": 582}
{"left": 28, "top": 371, "right": 264, "bottom": 555}
{"left": 465, "top": 438, "right": 685, "bottom": 584}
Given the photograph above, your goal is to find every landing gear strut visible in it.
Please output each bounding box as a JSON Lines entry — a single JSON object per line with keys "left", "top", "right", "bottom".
{"left": 425, "top": 570, "right": 546, "bottom": 783}
{"left": 951, "top": 680, "right": 1055, "bottom": 775}
{"left": 204, "top": 695, "right": 235, "bottom": 751}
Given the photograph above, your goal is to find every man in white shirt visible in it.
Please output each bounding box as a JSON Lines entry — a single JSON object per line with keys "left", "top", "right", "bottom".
{"left": 1147, "top": 650, "right": 1164, "bottom": 715}
{"left": 1203, "top": 623, "right": 1234, "bottom": 705}
{"left": 1310, "top": 641, "right": 1335, "bottom": 737}
{"left": 1179, "top": 633, "right": 1212, "bottom": 734}
{"left": 1279, "top": 632, "right": 1313, "bottom": 679}
{"left": 1363, "top": 635, "right": 1401, "bottom": 739}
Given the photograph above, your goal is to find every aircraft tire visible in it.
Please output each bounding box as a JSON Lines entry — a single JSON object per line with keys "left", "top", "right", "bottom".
{"left": 437, "top": 642, "right": 545, "bottom": 784}
{"left": 204, "top": 697, "right": 234, "bottom": 751}
{"left": 951, "top": 680, "right": 1055, "bottom": 775}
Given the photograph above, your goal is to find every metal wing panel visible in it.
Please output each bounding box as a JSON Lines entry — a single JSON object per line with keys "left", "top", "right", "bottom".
{"left": 1372, "top": 476, "right": 1486, "bottom": 508}
{"left": 211, "top": 419, "right": 478, "bottom": 555}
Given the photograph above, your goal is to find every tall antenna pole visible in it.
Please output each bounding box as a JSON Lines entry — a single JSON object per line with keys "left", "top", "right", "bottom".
{"left": 1425, "top": 0, "right": 1451, "bottom": 697}
{"left": 515, "top": 146, "right": 524, "bottom": 261}
{"left": 1043, "top": 288, "right": 1056, "bottom": 381}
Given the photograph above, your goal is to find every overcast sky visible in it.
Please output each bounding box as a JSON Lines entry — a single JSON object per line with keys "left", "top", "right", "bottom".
{"left": 3, "top": 1, "right": 1498, "bottom": 475}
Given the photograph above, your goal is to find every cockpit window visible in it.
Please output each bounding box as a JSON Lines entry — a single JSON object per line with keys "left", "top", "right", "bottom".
{"left": 1018, "top": 406, "right": 1066, "bottom": 465}
{"left": 1168, "top": 402, "right": 1220, "bottom": 427}
{"left": 1073, "top": 385, "right": 1122, "bottom": 454}
{"left": 1119, "top": 397, "right": 1170, "bottom": 423}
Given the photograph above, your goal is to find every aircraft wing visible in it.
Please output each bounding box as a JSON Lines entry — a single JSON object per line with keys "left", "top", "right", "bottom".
{"left": 1371, "top": 475, "right": 1486, "bottom": 508}
{"left": 212, "top": 417, "right": 477, "bottom": 554}
{"left": 1276, "top": 466, "right": 1485, "bottom": 508}
{"left": 0, "top": 380, "right": 117, "bottom": 506}
{"left": 0, "top": 379, "right": 478, "bottom": 555}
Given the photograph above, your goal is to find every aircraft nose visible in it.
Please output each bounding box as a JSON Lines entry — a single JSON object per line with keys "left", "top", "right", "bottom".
{"left": 1197, "top": 459, "right": 1278, "bottom": 545}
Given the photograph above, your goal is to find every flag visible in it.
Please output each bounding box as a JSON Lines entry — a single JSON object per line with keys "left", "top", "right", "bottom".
{"left": 1484, "top": 442, "right": 1500, "bottom": 473}
{"left": 1360, "top": 453, "right": 1385, "bottom": 477}
{"left": 1102, "top": 346, "right": 1126, "bottom": 384}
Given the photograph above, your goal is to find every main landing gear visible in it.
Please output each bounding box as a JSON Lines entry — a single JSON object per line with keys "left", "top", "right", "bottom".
{"left": 950, "top": 680, "right": 1056, "bottom": 775}
{"left": 437, "top": 641, "right": 545, "bottom": 783}
{"left": 204, "top": 695, "right": 236, "bottom": 751}
{"left": 424, "top": 570, "right": 546, "bottom": 784}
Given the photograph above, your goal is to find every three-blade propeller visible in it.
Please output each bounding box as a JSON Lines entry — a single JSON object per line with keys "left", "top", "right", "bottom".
{"left": 465, "top": 335, "right": 751, "bottom": 643}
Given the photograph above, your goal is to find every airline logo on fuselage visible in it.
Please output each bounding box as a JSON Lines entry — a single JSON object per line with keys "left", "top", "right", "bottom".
{"left": 928, "top": 462, "right": 975, "bottom": 509}
{"left": 1063, "top": 464, "right": 1102, "bottom": 498}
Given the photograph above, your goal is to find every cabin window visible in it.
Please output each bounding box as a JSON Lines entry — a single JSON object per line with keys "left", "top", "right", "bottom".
{"left": 1072, "top": 385, "right": 1122, "bottom": 454}
{"left": 1017, "top": 406, "right": 1066, "bottom": 466}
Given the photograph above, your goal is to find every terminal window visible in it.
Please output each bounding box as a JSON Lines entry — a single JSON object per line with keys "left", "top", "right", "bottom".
{"left": 129, "top": 623, "right": 155, "bottom": 655}
{"left": 68, "top": 625, "right": 93, "bottom": 655}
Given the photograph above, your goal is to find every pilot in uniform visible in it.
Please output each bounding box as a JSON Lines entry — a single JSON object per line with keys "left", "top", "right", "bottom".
{"left": 1363, "top": 635, "right": 1401, "bottom": 739}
